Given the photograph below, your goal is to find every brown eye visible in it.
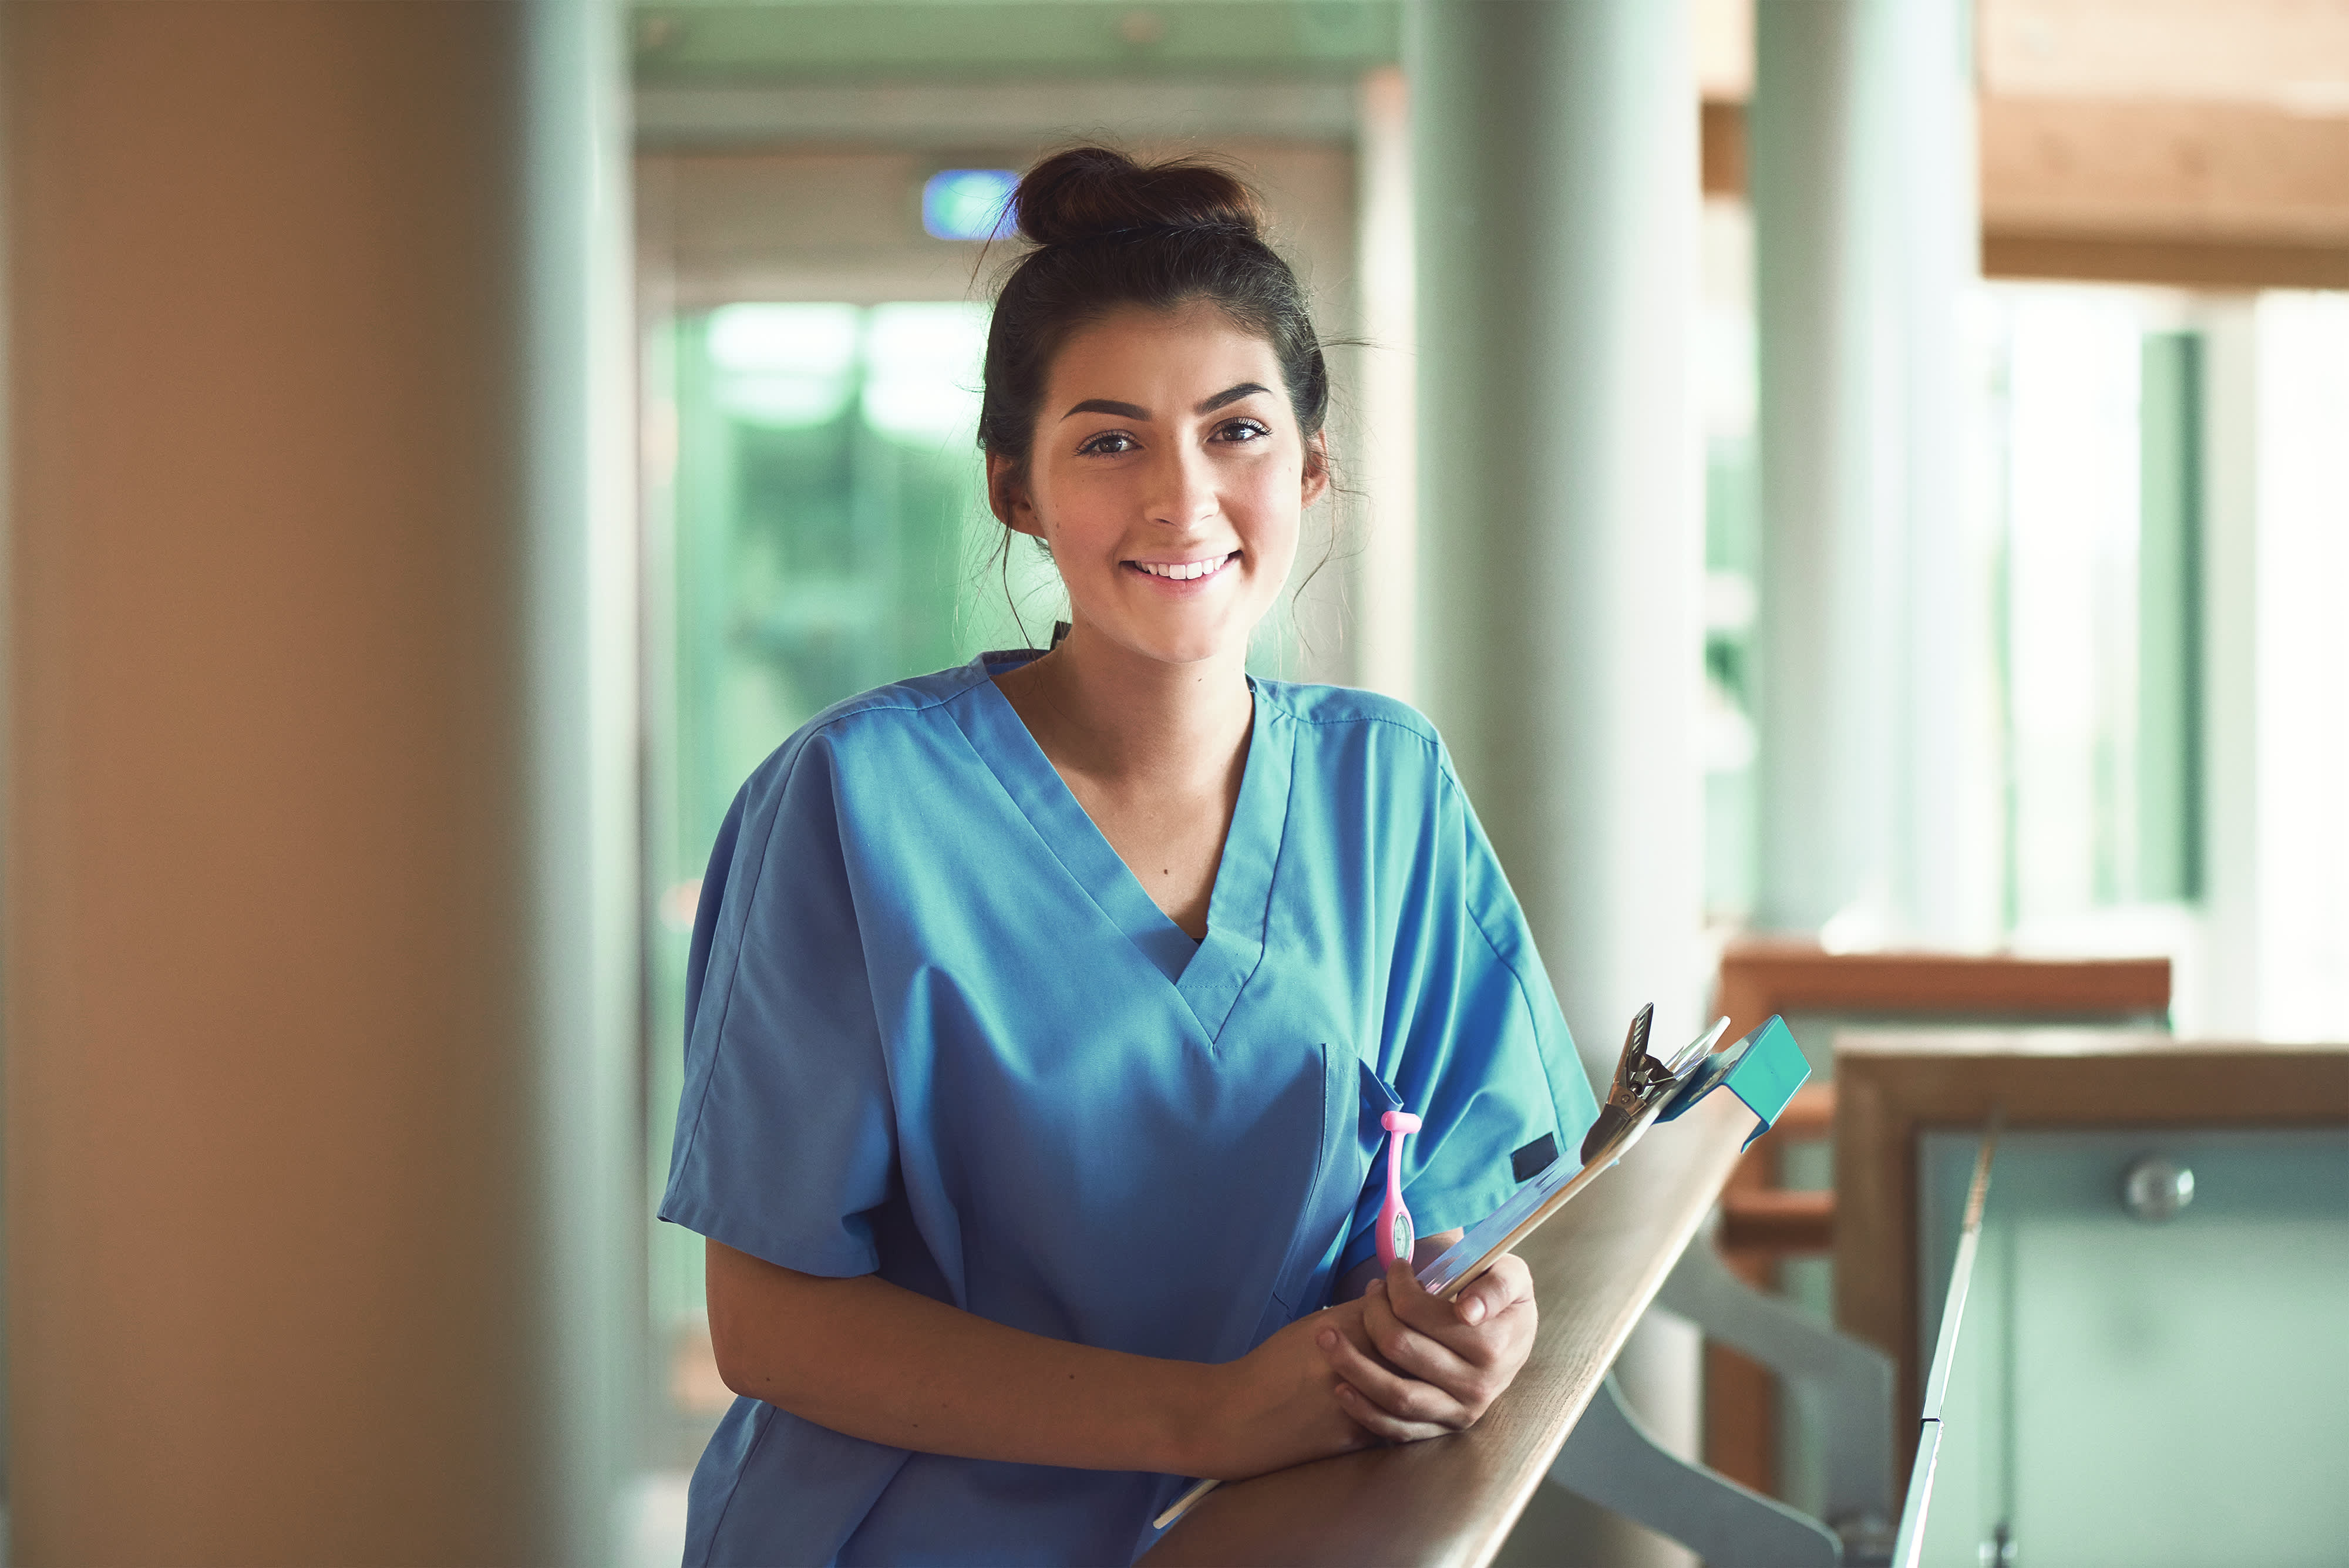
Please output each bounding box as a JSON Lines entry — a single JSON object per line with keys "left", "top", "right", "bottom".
{"left": 1079, "top": 430, "right": 1138, "bottom": 456}
{"left": 1214, "top": 419, "right": 1270, "bottom": 443}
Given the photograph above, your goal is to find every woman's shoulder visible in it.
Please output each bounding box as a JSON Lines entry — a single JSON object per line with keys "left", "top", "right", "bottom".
{"left": 735, "top": 658, "right": 1001, "bottom": 801}
{"left": 1253, "top": 679, "right": 1452, "bottom": 778}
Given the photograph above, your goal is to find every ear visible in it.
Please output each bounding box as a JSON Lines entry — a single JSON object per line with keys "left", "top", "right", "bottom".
{"left": 1300, "top": 430, "right": 1332, "bottom": 509}
{"left": 987, "top": 453, "right": 1044, "bottom": 539}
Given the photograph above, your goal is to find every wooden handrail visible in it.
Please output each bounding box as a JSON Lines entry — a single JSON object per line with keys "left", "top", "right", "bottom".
{"left": 1142, "top": 1091, "right": 1756, "bottom": 1568}
{"left": 1835, "top": 1029, "right": 2349, "bottom": 1472}
{"left": 1704, "top": 941, "right": 2173, "bottom": 1496}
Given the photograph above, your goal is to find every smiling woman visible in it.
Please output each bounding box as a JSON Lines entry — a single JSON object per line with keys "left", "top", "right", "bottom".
{"left": 990, "top": 301, "right": 1313, "bottom": 936}
{"left": 1001, "top": 305, "right": 1309, "bottom": 657}
{"left": 656, "top": 147, "right": 1597, "bottom": 1567}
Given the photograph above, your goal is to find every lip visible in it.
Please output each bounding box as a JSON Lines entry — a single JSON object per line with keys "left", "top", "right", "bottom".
{"left": 1123, "top": 550, "right": 1240, "bottom": 592}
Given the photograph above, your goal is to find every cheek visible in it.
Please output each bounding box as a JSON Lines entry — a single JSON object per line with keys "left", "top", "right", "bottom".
{"left": 1237, "top": 475, "right": 1307, "bottom": 564}
{"left": 1031, "top": 474, "right": 1126, "bottom": 557}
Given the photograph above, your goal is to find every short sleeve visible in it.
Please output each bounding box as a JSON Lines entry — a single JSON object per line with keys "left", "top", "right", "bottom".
{"left": 658, "top": 732, "right": 896, "bottom": 1278}
{"left": 1338, "top": 763, "right": 1600, "bottom": 1273}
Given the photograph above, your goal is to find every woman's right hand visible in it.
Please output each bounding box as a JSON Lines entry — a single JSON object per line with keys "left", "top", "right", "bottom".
{"left": 1191, "top": 1298, "right": 1382, "bottom": 1479}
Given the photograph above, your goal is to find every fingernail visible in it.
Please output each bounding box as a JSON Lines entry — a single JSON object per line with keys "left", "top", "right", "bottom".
{"left": 1367, "top": 1278, "right": 1385, "bottom": 1296}
{"left": 1463, "top": 1300, "right": 1486, "bottom": 1325}
{"left": 1318, "top": 1328, "right": 1337, "bottom": 1349}
{"left": 1337, "top": 1385, "right": 1355, "bottom": 1402}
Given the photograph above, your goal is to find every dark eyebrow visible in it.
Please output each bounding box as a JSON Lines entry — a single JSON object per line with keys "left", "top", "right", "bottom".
{"left": 1196, "top": 382, "right": 1273, "bottom": 415}
{"left": 1058, "top": 383, "right": 1274, "bottom": 423}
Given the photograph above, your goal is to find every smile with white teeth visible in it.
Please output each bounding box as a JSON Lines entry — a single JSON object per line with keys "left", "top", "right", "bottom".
{"left": 1132, "top": 553, "right": 1237, "bottom": 581}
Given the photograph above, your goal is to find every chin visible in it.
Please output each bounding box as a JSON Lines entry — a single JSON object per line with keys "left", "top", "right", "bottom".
{"left": 1112, "top": 620, "right": 1241, "bottom": 668}
{"left": 1137, "top": 636, "right": 1232, "bottom": 667}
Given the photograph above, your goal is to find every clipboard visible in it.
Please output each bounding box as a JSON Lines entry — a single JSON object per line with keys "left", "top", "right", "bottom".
{"left": 1412, "top": 1010, "right": 1812, "bottom": 1301}
{"left": 1152, "top": 1008, "right": 1812, "bottom": 1533}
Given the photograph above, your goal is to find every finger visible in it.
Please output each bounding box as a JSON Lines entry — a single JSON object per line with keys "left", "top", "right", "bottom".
{"left": 1453, "top": 1255, "right": 1536, "bottom": 1330}
{"left": 1361, "top": 1276, "right": 1480, "bottom": 1389}
{"left": 1334, "top": 1381, "right": 1450, "bottom": 1444}
{"left": 1379, "top": 1258, "right": 1468, "bottom": 1336}
{"left": 1320, "top": 1323, "right": 1474, "bottom": 1431}
{"left": 1375, "top": 1266, "right": 1514, "bottom": 1374}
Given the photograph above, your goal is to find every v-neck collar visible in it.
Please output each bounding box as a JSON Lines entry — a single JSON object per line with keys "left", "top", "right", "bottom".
{"left": 951, "top": 651, "right": 1293, "bottom": 1044}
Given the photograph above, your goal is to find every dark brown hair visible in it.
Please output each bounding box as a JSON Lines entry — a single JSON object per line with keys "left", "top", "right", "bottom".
{"left": 977, "top": 147, "right": 1331, "bottom": 472}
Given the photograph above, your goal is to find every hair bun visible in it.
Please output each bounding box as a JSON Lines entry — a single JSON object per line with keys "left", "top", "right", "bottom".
{"left": 1012, "top": 147, "right": 1264, "bottom": 248}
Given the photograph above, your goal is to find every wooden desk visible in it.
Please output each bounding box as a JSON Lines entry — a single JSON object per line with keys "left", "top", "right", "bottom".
{"left": 1833, "top": 1028, "right": 2349, "bottom": 1450}
{"left": 1143, "top": 1092, "right": 1754, "bottom": 1568}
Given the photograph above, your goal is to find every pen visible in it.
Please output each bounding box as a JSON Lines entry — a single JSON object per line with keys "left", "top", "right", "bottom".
{"left": 1154, "top": 1475, "right": 1220, "bottom": 1530}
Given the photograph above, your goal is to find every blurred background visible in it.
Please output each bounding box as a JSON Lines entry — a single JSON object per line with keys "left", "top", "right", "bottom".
{"left": 5, "top": 1, "right": 2344, "bottom": 1564}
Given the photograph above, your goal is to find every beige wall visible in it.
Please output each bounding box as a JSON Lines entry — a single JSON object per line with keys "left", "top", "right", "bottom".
{"left": 5, "top": 4, "right": 561, "bottom": 1560}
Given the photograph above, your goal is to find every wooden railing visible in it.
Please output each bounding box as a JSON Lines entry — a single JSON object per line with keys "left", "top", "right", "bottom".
{"left": 1704, "top": 941, "right": 2173, "bottom": 1493}
{"left": 1142, "top": 1091, "right": 1756, "bottom": 1568}
{"left": 1836, "top": 1028, "right": 2349, "bottom": 1461}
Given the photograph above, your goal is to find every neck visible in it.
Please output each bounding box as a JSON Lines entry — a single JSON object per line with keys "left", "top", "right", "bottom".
{"left": 1006, "top": 620, "right": 1253, "bottom": 789}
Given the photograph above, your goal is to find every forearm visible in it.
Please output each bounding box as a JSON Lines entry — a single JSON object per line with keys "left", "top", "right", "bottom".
{"left": 706, "top": 1240, "right": 1220, "bottom": 1475}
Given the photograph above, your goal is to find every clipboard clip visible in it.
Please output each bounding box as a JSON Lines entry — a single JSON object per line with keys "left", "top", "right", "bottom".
{"left": 1579, "top": 1004, "right": 1729, "bottom": 1163}
{"left": 1580, "top": 1005, "right": 1811, "bottom": 1167}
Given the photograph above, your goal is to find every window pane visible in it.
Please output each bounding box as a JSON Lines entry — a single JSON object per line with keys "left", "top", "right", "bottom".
{"left": 644, "top": 300, "right": 1019, "bottom": 1434}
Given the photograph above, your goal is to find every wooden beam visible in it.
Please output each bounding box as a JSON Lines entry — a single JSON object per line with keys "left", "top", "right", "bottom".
{"left": 1982, "top": 230, "right": 2349, "bottom": 289}
{"left": 1980, "top": 95, "right": 2349, "bottom": 247}
{"left": 1720, "top": 1187, "right": 1835, "bottom": 1254}
{"left": 1714, "top": 942, "right": 2173, "bottom": 1047}
{"left": 1698, "top": 94, "right": 2349, "bottom": 288}
{"left": 1768, "top": 1082, "right": 1836, "bottom": 1142}
{"left": 1977, "top": 0, "right": 2349, "bottom": 106}
{"left": 1701, "top": 97, "right": 1745, "bottom": 197}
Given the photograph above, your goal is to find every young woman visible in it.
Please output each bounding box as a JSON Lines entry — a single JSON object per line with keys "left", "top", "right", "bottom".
{"left": 660, "top": 147, "right": 1598, "bottom": 1566}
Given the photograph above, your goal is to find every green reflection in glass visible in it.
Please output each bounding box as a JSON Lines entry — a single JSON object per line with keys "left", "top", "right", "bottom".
{"left": 644, "top": 301, "right": 1063, "bottom": 1346}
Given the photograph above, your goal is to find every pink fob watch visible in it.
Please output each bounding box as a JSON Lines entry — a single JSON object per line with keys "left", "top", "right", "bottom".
{"left": 1375, "top": 1109, "right": 1422, "bottom": 1267}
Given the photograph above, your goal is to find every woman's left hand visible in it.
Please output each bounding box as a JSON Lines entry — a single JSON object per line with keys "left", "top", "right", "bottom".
{"left": 1315, "top": 1254, "right": 1537, "bottom": 1441}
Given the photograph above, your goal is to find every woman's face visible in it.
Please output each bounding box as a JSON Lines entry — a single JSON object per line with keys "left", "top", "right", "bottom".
{"left": 989, "top": 300, "right": 1327, "bottom": 669}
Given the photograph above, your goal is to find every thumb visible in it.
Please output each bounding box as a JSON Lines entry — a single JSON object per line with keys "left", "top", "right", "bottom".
{"left": 1453, "top": 1270, "right": 1520, "bottom": 1327}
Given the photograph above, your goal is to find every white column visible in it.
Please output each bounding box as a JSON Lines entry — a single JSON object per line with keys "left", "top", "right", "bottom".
{"left": 1752, "top": 0, "right": 1985, "bottom": 945}
{"left": 1352, "top": 65, "right": 1418, "bottom": 703}
{"left": 1409, "top": 0, "right": 1703, "bottom": 1076}
{"left": 1409, "top": 9, "right": 1703, "bottom": 1558}
{"left": 2193, "top": 302, "right": 2263, "bottom": 1038}
{"left": 525, "top": 0, "right": 642, "bottom": 1560}
{"left": 1751, "top": 1, "right": 1886, "bottom": 938}
{"left": 2250, "top": 292, "right": 2349, "bottom": 1040}
{"left": 1885, "top": 0, "right": 1996, "bottom": 948}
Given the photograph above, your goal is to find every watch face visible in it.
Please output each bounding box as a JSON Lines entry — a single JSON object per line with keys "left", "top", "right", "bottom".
{"left": 1391, "top": 1211, "right": 1414, "bottom": 1260}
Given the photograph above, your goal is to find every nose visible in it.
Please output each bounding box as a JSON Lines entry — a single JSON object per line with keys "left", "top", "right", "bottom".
{"left": 1142, "top": 442, "right": 1219, "bottom": 530}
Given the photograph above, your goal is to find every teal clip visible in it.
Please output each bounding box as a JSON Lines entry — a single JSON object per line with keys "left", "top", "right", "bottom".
{"left": 1656, "top": 1014, "right": 1812, "bottom": 1150}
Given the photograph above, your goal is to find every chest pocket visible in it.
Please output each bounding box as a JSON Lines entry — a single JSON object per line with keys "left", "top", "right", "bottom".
{"left": 1260, "top": 1051, "right": 1405, "bottom": 1323}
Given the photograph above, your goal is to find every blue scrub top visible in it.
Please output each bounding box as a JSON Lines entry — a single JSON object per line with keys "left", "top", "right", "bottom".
{"left": 661, "top": 651, "right": 1597, "bottom": 1567}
